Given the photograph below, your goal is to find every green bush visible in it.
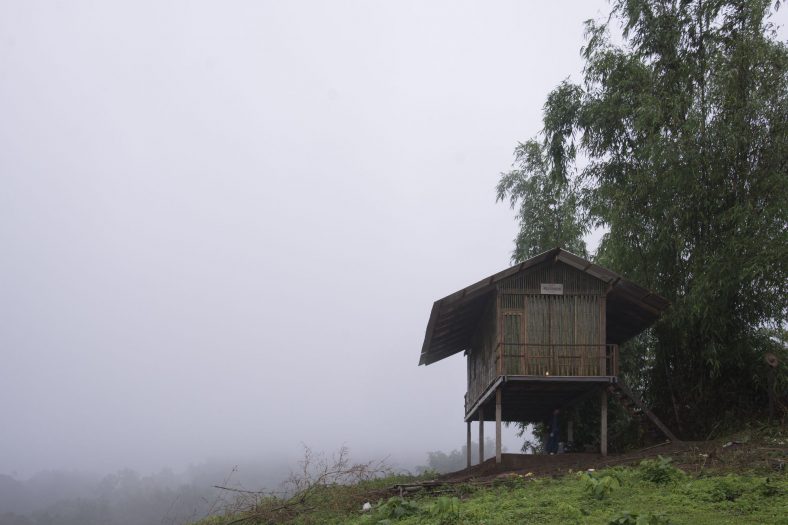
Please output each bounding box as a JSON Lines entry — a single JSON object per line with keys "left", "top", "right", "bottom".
{"left": 372, "top": 496, "right": 421, "bottom": 522}
{"left": 756, "top": 477, "right": 780, "bottom": 498}
{"left": 683, "top": 474, "right": 754, "bottom": 503}
{"left": 608, "top": 510, "right": 671, "bottom": 524}
{"left": 638, "top": 456, "right": 684, "bottom": 484}
{"left": 428, "top": 496, "right": 460, "bottom": 525}
{"left": 579, "top": 471, "right": 620, "bottom": 500}
{"left": 555, "top": 501, "right": 584, "bottom": 523}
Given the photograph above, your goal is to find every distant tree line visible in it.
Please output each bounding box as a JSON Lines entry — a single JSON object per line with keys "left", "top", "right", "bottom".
{"left": 417, "top": 438, "right": 502, "bottom": 474}
{"left": 0, "top": 460, "right": 291, "bottom": 525}
{"left": 497, "top": 0, "right": 787, "bottom": 443}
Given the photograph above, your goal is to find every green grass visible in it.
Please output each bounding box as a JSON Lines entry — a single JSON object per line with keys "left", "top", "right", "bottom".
{"left": 195, "top": 463, "right": 788, "bottom": 525}
{"left": 352, "top": 471, "right": 787, "bottom": 525}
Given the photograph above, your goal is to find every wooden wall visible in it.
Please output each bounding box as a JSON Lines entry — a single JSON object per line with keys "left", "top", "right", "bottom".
{"left": 466, "top": 261, "right": 610, "bottom": 409}
{"left": 466, "top": 295, "right": 497, "bottom": 406}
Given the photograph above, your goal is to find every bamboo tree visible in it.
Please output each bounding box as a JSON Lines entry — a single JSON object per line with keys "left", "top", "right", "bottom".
{"left": 500, "top": 0, "right": 787, "bottom": 437}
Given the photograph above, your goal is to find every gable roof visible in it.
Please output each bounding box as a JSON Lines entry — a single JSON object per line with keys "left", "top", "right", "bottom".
{"left": 419, "top": 247, "right": 670, "bottom": 366}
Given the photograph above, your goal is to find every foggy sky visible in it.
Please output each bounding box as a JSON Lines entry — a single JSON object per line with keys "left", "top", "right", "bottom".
{"left": 3, "top": 1, "right": 785, "bottom": 478}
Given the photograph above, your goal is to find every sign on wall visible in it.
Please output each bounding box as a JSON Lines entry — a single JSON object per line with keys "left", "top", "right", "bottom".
{"left": 540, "top": 283, "right": 564, "bottom": 295}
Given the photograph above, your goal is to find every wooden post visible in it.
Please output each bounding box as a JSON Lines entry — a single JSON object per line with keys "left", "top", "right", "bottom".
{"left": 600, "top": 388, "right": 608, "bottom": 456}
{"left": 599, "top": 297, "right": 606, "bottom": 375}
{"left": 478, "top": 407, "right": 485, "bottom": 465}
{"left": 542, "top": 426, "right": 550, "bottom": 454}
{"left": 495, "top": 388, "right": 502, "bottom": 464}
{"left": 523, "top": 297, "right": 529, "bottom": 375}
{"left": 768, "top": 368, "right": 776, "bottom": 425}
{"left": 567, "top": 420, "right": 574, "bottom": 444}
{"left": 466, "top": 421, "right": 472, "bottom": 469}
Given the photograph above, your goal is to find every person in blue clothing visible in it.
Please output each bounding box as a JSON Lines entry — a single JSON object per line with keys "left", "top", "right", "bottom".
{"left": 547, "top": 408, "right": 560, "bottom": 454}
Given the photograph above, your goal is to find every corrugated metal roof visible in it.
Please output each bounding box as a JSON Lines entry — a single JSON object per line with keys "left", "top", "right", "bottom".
{"left": 418, "top": 247, "right": 670, "bottom": 366}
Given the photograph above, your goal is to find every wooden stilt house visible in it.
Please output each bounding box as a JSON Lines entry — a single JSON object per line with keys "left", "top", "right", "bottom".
{"left": 419, "top": 248, "right": 677, "bottom": 465}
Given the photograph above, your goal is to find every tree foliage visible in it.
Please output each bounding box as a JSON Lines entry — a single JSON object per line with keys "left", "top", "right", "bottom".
{"left": 497, "top": 135, "right": 588, "bottom": 260}
{"left": 500, "top": 0, "right": 788, "bottom": 438}
{"left": 419, "top": 439, "right": 499, "bottom": 474}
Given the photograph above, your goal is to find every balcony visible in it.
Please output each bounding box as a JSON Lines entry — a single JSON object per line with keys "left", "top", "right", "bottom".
{"left": 465, "top": 343, "right": 619, "bottom": 414}
{"left": 497, "top": 343, "right": 619, "bottom": 377}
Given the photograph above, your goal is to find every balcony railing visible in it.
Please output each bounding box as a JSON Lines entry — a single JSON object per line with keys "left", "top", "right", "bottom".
{"left": 496, "top": 343, "right": 619, "bottom": 377}
{"left": 465, "top": 343, "right": 619, "bottom": 415}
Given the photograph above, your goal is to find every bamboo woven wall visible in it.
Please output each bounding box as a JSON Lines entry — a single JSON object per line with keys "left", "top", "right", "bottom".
{"left": 466, "top": 261, "right": 610, "bottom": 408}
{"left": 498, "top": 261, "right": 607, "bottom": 295}
{"left": 466, "top": 296, "right": 497, "bottom": 405}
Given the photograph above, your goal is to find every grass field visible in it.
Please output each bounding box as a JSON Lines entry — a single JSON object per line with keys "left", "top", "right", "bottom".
{"left": 194, "top": 428, "right": 788, "bottom": 525}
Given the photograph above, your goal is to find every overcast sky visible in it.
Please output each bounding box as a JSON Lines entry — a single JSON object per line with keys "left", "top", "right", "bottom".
{"left": 2, "top": 1, "right": 785, "bottom": 478}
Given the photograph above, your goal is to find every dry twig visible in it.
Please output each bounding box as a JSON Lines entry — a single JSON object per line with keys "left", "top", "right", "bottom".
{"left": 215, "top": 445, "right": 391, "bottom": 525}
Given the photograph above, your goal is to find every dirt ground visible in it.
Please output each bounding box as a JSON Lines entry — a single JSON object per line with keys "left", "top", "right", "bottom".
{"left": 440, "top": 434, "right": 787, "bottom": 483}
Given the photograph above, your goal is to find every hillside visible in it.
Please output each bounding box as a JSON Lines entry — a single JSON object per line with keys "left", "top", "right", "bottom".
{"left": 194, "top": 425, "right": 787, "bottom": 525}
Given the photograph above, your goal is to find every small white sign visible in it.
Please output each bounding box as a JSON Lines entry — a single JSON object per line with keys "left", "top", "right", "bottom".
{"left": 540, "top": 283, "right": 564, "bottom": 295}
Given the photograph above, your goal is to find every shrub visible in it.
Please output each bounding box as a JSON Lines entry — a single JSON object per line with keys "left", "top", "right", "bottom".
{"left": 638, "top": 456, "right": 684, "bottom": 484}
{"left": 683, "top": 475, "right": 750, "bottom": 503}
{"left": 579, "top": 471, "right": 620, "bottom": 500}
{"left": 608, "top": 510, "right": 671, "bottom": 524}
{"left": 555, "top": 501, "right": 584, "bottom": 523}
{"left": 372, "top": 496, "right": 421, "bottom": 522}
{"left": 428, "top": 496, "right": 460, "bottom": 525}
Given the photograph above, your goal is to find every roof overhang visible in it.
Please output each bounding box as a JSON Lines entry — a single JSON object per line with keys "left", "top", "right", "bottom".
{"left": 418, "top": 247, "right": 670, "bottom": 366}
